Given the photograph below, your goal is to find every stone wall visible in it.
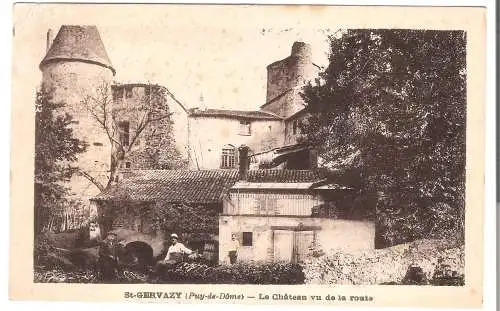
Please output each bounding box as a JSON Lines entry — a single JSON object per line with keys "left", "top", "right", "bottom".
{"left": 263, "top": 42, "right": 319, "bottom": 119}
{"left": 302, "top": 239, "right": 465, "bottom": 285}
{"left": 41, "top": 61, "right": 114, "bottom": 204}
{"left": 113, "top": 84, "right": 189, "bottom": 169}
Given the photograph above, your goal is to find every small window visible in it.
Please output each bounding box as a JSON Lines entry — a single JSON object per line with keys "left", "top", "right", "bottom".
{"left": 125, "top": 162, "right": 131, "bottom": 169}
{"left": 118, "top": 121, "right": 130, "bottom": 147}
{"left": 144, "top": 86, "right": 151, "bottom": 97}
{"left": 242, "top": 232, "right": 253, "bottom": 246}
{"left": 125, "top": 87, "right": 133, "bottom": 98}
{"left": 93, "top": 142, "right": 103, "bottom": 147}
{"left": 238, "top": 120, "right": 251, "bottom": 136}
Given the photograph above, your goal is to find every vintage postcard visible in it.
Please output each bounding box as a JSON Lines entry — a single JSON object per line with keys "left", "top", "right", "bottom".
{"left": 10, "top": 3, "right": 485, "bottom": 307}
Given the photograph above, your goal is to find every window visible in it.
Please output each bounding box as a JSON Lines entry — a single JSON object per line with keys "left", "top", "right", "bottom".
{"left": 125, "top": 87, "right": 133, "bottom": 98}
{"left": 125, "top": 161, "right": 131, "bottom": 169}
{"left": 220, "top": 146, "right": 236, "bottom": 169}
{"left": 144, "top": 86, "right": 151, "bottom": 97}
{"left": 292, "top": 120, "right": 298, "bottom": 135}
{"left": 118, "top": 121, "right": 130, "bottom": 147}
{"left": 242, "top": 232, "right": 253, "bottom": 246}
{"left": 238, "top": 120, "right": 251, "bottom": 136}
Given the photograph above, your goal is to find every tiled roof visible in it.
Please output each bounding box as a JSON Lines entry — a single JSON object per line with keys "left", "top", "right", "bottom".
{"left": 94, "top": 170, "right": 239, "bottom": 204}
{"left": 246, "top": 169, "right": 327, "bottom": 183}
{"left": 40, "top": 25, "right": 115, "bottom": 75}
{"left": 93, "top": 169, "right": 330, "bottom": 203}
{"left": 188, "top": 108, "right": 282, "bottom": 120}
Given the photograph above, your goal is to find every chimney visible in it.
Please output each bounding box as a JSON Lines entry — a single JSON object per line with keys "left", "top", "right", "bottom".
{"left": 46, "top": 28, "right": 54, "bottom": 52}
{"left": 238, "top": 145, "right": 250, "bottom": 180}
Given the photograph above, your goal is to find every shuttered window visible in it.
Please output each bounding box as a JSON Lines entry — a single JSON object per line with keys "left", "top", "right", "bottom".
{"left": 118, "top": 121, "right": 130, "bottom": 147}
{"left": 221, "top": 147, "right": 236, "bottom": 168}
{"left": 242, "top": 232, "right": 253, "bottom": 246}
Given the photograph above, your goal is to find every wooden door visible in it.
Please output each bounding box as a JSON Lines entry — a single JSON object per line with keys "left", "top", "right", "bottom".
{"left": 294, "top": 231, "right": 314, "bottom": 263}
{"left": 273, "top": 230, "right": 294, "bottom": 262}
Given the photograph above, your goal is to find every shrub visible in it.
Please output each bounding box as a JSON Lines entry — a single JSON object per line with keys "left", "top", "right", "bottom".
{"left": 164, "top": 262, "right": 305, "bottom": 284}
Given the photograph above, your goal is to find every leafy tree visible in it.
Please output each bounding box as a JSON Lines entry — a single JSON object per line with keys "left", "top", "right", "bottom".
{"left": 301, "top": 30, "right": 466, "bottom": 247}
{"left": 34, "top": 90, "right": 88, "bottom": 233}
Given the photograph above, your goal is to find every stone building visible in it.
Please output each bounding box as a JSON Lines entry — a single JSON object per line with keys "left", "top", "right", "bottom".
{"left": 91, "top": 146, "right": 374, "bottom": 264}
{"left": 91, "top": 169, "right": 241, "bottom": 262}
{"left": 38, "top": 25, "right": 324, "bottom": 234}
{"left": 39, "top": 25, "right": 116, "bottom": 208}
{"left": 218, "top": 147, "right": 375, "bottom": 264}
{"left": 111, "top": 83, "right": 189, "bottom": 170}
{"left": 186, "top": 41, "right": 321, "bottom": 170}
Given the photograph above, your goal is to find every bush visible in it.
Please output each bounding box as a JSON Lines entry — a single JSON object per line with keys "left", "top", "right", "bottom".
{"left": 164, "top": 262, "right": 305, "bottom": 284}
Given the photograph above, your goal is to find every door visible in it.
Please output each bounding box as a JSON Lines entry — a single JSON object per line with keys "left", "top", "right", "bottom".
{"left": 273, "top": 230, "right": 294, "bottom": 262}
{"left": 294, "top": 231, "right": 314, "bottom": 263}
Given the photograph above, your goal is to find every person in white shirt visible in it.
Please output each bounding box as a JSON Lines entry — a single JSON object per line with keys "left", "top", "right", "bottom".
{"left": 228, "top": 233, "right": 240, "bottom": 264}
{"left": 151, "top": 233, "right": 193, "bottom": 279}
{"left": 164, "top": 233, "right": 193, "bottom": 262}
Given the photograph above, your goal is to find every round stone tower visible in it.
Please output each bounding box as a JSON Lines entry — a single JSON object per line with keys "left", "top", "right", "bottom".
{"left": 265, "top": 41, "right": 314, "bottom": 104}
{"left": 39, "top": 25, "right": 116, "bottom": 207}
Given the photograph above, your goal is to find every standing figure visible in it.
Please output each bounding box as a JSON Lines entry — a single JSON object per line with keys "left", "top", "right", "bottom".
{"left": 228, "top": 233, "right": 240, "bottom": 264}
{"left": 98, "top": 233, "right": 121, "bottom": 283}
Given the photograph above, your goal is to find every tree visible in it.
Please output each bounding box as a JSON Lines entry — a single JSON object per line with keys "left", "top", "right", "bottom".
{"left": 34, "top": 90, "right": 88, "bottom": 233}
{"left": 81, "top": 82, "right": 186, "bottom": 191}
{"left": 300, "top": 30, "right": 466, "bottom": 247}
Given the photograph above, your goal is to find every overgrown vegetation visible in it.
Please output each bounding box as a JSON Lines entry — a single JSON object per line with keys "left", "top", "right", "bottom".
{"left": 34, "top": 89, "right": 88, "bottom": 233}
{"left": 34, "top": 234, "right": 304, "bottom": 284}
{"left": 162, "top": 262, "right": 305, "bottom": 284}
{"left": 300, "top": 30, "right": 466, "bottom": 247}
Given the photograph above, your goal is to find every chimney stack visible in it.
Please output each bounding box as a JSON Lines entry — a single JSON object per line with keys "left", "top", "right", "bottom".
{"left": 238, "top": 145, "right": 250, "bottom": 180}
{"left": 46, "top": 28, "right": 54, "bottom": 53}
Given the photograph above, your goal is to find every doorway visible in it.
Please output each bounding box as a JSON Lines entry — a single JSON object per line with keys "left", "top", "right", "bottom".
{"left": 272, "top": 229, "right": 315, "bottom": 263}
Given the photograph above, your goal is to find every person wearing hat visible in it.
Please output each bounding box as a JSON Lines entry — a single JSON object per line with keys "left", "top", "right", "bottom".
{"left": 150, "top": 233, "right": 193, "bottom": 281}
{"left": 164, "top": 233, "right": 193, "bottom": 263}
{"left": 97, "top": 232, "right": 122, "bottom": 282}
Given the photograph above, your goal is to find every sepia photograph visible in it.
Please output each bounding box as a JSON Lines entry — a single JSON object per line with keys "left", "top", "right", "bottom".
{"left": 9, "top": 3, "right": 486, "bottom": 307}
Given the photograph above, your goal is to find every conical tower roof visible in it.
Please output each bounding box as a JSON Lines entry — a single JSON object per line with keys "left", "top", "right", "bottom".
{"left": 40, "top": 25, "right": 116, "bottom": 75}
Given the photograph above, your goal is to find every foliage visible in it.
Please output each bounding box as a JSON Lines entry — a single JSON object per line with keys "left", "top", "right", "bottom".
{"left": 34, "top": 90, "right": 88, "bottom": 233}
{"left": 164, "top": 261, "right": 305, "bottom": 284}
{"left": 152, "top": 203, "right": 219, "bottom": 236}
{"left": 34, "top": 266, "right": 148, "bottom": 284}
{"left": 300, "top": 30, "right": 466, "bottom": 247}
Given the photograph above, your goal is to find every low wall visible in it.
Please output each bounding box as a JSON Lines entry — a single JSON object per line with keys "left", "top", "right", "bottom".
{"left": 302, "top": 239, "right": 465, "bottom": 285}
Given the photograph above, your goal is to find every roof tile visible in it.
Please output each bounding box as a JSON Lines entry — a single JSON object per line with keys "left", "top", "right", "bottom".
{"left": 93, "top": 169, "right": 329, "bottom": 203}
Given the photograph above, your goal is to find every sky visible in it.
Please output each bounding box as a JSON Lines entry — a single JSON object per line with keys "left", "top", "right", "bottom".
{"left": 15, "top": 4, "right": 333, "bottom": 111}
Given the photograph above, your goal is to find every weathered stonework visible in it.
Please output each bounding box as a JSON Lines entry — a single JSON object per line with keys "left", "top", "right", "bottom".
{"left": 263, "top": 42, "right": 319, "bottom": 118}
{"left": 40, "top": 26, "right": 115, "bottom": 206}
